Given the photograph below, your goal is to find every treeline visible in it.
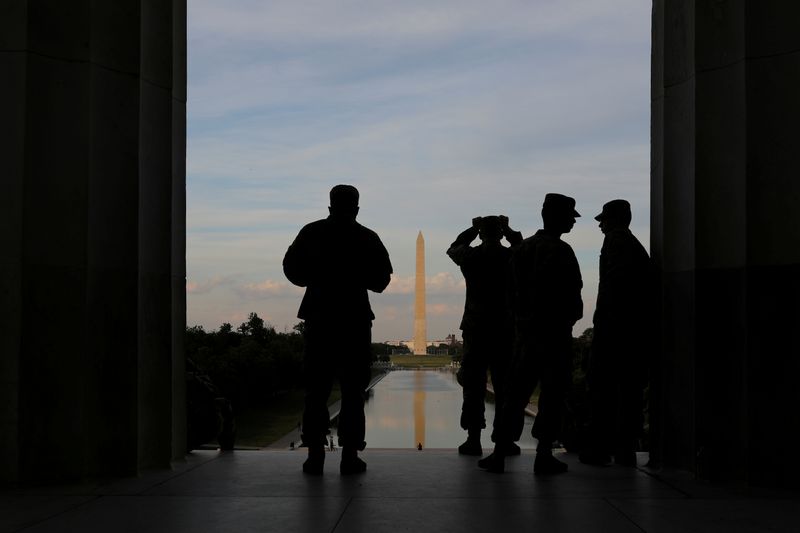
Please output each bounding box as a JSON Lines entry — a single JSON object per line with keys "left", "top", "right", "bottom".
{"left": 186, "top": 312, "right": 305, "bottom": 412}
{"left": 186, "top": 313, "right": 413, "bottom": 412}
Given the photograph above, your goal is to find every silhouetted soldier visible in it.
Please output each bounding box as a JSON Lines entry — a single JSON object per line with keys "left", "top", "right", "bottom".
{"left": 480, "top": 193, "right": 583, "bottom": 475}
{"left": 447, "top": 215, "right": 523, "bottom": 456}
{"left": 283, "top": 185, "right": 393, "bottom": 475}
{"left": 579, "top": 199, "right": 651, "bottom": 467}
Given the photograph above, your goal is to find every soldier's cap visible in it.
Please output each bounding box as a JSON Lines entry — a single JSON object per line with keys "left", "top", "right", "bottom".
{"left": 595, "top": 199, "right": 631, "bottom": 222}
{"left": 542, "top": 193, "right": 580, "bottom": 217}
{"left": 480, "top": 215, "right": 502, "bottom": 229}
{"left": 330, "top": 184, "right": 359, "bottom": 208}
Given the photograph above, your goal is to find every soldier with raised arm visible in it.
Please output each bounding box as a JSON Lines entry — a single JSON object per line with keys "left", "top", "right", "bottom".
{"left": 283, "top": 185, "right": 393, "bottom": 475}
{"left": 447, "top": 215, "right": 523, "bottom": 456}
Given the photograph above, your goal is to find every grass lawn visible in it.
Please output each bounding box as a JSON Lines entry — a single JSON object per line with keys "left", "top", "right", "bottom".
{"left": 233, "top": 369, "right": 386, "bottom": 447}
{"left": 389, "top": 354, "right": 454, "bottom": 368}
{"left": 234, "top": 388, "right": 341, "bottom": 448}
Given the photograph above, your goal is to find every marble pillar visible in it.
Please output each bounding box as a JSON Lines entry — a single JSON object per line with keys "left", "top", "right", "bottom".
{"left": 414, "top": 231, "right": 427, "bottom": 355}
{"left": 0, "top": 0, "right": 187, "bottom": 484}
{"left": 651, "top": 0, "right": 800, "bottom": 486}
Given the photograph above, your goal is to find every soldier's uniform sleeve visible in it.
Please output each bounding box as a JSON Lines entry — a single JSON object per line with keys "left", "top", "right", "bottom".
{"left": 510, "top": 238, "right": 535, "bottom": 321}
{"left": 565, "top": 245, "right": 584, "bottom": 325}
{"left": 447, "top": 226, "right": 479, "bottom": 266}
{"left": 363, "top": 229, "right": 393, "bottom": 293}
{"left": 283, "top": 224, "right": 314, "bottom": 287}
{"left": 535, "top": 238, "right": 582, "bottom": 326}
{"left": 600, "top": 230, "right": 650, "bottom": 323}
{"left": 504, "top": 228, "right": 523, "bottom": 247}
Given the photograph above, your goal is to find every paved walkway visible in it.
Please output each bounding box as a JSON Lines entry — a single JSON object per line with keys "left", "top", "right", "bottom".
{"left": 3, "top": 450, "right": 798, "bottom": 532}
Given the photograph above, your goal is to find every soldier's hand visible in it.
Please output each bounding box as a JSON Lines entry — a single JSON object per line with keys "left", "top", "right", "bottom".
{"left": 472, "top": 216, "right": 483, "bottom": 229}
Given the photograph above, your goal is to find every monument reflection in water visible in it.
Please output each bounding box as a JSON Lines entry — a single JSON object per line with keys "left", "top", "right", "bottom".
{"left": 361, "top": 370, "right": 538, "bottom": 450}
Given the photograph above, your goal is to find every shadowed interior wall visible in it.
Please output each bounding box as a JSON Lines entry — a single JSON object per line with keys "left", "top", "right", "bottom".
{"left": 651, "top": 0, "right": 800, "bottom": 486}
{"left": 0, "top": 0, "right": 186, "bottom": 484}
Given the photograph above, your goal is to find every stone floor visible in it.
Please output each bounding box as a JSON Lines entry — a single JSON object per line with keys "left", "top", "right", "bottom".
{"left": 2, "top": 450, "right": 798, "bottom": 532}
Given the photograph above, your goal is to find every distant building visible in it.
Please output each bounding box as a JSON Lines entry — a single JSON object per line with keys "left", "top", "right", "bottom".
{"left": 384, "top": 337, "right": 459, "bottom": 355}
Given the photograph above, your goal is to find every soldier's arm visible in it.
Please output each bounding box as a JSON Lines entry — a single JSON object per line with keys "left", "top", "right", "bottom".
{"left": 446, "top": 226, "right": 479, "bottom": 265}
{"left": 509, "top": 243, "right": 532, "bottom": 320}
{"left": 604, "top": 233, "right": 651, "bottom": 316}
{"left": 364, "top": 232, "right": 393, "bottom": 293}
{"left": 504, "top": 228, "right": 523, "bottom": 246}
{"left": 569, "top": 251, "right": 584, "bottom": 324}
{"left": 283, "top": 226, "right": 314, "bottom": 287}
{"left": 498, "top": 216, "right": 523, "bottom": 246}
{"left": 603, "top": 234, "right": 638, "bottom": 289}
{"left": 541, "top": 243, "right": 583, "bottom": 325}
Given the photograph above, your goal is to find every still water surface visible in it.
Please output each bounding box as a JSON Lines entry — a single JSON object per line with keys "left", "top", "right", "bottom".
{"left": 357, "top": 369, "right": 538, "bottom": 450}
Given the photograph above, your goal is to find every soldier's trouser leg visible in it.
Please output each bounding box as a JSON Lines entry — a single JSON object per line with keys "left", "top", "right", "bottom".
{"left": 615, "top": 362, "right": 645, "bottom": 455}
{"left": 488, "top": 340, "right": 514, "bottom": 443}
{"left": 335, "top": 322, "right": 373, "bottom": 451}
{"left": 586, "top": 341, "right": 616, "bottom": 455}
{"left": 531, "top": 332, "right": 572, "bottom": 446}
{"left": 494, "top": 347, "right": 540, "bottom": 448}
{"left": 302, "top": 322, "right": 334, "bottom": 448}
{"left": 459, "top": 332, "right": 489, "bottom": 432}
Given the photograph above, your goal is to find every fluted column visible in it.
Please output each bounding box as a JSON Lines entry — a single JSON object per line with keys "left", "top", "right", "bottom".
{"left": 651, "top": 0, "right": 800, "bottom": 486}
{"left": 0, "top": 0, "right": 186, "bottom": 484}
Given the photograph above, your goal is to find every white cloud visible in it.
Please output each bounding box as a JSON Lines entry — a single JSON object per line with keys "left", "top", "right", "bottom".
{"left": 428, "top": 303, "right": 462, "bottom": 317}
{"left": 234, "top": 279, "right": 303, "bottom": 299}
{"left": 384, "top": 272, "right": 466, "bottom": 295}
{"left": 186, "top": 276, "right": 234, "bottom": 294}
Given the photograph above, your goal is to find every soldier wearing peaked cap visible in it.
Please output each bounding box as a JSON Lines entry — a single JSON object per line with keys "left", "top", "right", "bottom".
{"left": 580, "top": 199, "right": 652, "bottom": 467}
{"left": 283, "top": 185, "right": 393, "bottom": 476}
{"left": 480, "top": 193, "right": 583, "bottom": 475}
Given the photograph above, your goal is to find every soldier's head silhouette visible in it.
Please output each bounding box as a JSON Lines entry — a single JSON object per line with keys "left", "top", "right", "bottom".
{"left": 541, "top": 193, "right": 580, "bottom": 234}
{"left": 478, "top": 215, "right": 504, "bottom": 244}
{"left": 329, "top": 184, "right": 360, "bottom": 222}
{"left": 594, "top": 199, "right": 631, "bottom": 234}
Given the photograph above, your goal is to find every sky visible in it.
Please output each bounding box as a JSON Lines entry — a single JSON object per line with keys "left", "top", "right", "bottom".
{"left": 186, "top": 0, "right": 652, "bottom": 342}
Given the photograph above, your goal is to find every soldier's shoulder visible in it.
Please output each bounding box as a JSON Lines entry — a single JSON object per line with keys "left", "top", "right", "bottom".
{"left": 303, "top": 218, "right": 329, "bottom": 230}
{"left": 530, "top": 231, "right": 569, "bottom": 252}
{"left": 293, "top": 218, "right": 328, "bottom": 237}
{"left": 553, "top": 238, "right": 576, "bottom": 258}
{"left": 605, "top": 229, "right": 642, "bottom": 248}
{"left": 354, "top": 222, "right": 383, "bottom": 240}
{"left": 514, "top": 235, "right": 538, "bottom": 255}
{"left": 519, "top": 234, "right": 541, "bottom": 247}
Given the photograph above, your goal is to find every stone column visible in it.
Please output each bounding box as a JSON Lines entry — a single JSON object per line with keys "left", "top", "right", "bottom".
{"left": 0, "top": 0, "right": 186, "bottom": 484}
{"left": 651, "top": 0, "right": 800, "bottom": 485}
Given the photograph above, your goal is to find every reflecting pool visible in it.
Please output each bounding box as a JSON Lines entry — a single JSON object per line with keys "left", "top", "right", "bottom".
{"left": 356, "top": 369, "right": 538, "bottom": 450}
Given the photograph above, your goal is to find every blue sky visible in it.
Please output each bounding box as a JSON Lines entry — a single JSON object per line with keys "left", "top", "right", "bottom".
{"left": 186, "top": 0, "right": 651, "bottom": 341}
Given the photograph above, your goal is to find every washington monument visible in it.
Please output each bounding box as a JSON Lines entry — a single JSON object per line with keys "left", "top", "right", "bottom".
{"left": 414, "top": 231, "right": 427, "bottom": 355}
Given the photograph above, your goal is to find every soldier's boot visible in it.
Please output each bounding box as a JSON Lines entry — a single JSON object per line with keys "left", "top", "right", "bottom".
{"left": 579, "top": 448, "right": 612, "bottom": 466}
{"left": 477, "top": 449, "right": 506, "bottom": 473}
{"left": 614, "top": 436, "right": 638, "bottom": 466}
{"left": 614, "top": 450, "right": 637, "bottom": 467}
{"left": 303, "top": 445, "right": 325, "bottom": 475}
{"left": 340, "top": 447, "right": 367, "bottom": 475}
{"left": 458, "top": 429, "right": 483, "bottom": 456}
{"left": 534, "top": 443, "right": 568, "bottom": 475}
{"left": 502, "top": 442, "right": 521, "bottom": 456}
